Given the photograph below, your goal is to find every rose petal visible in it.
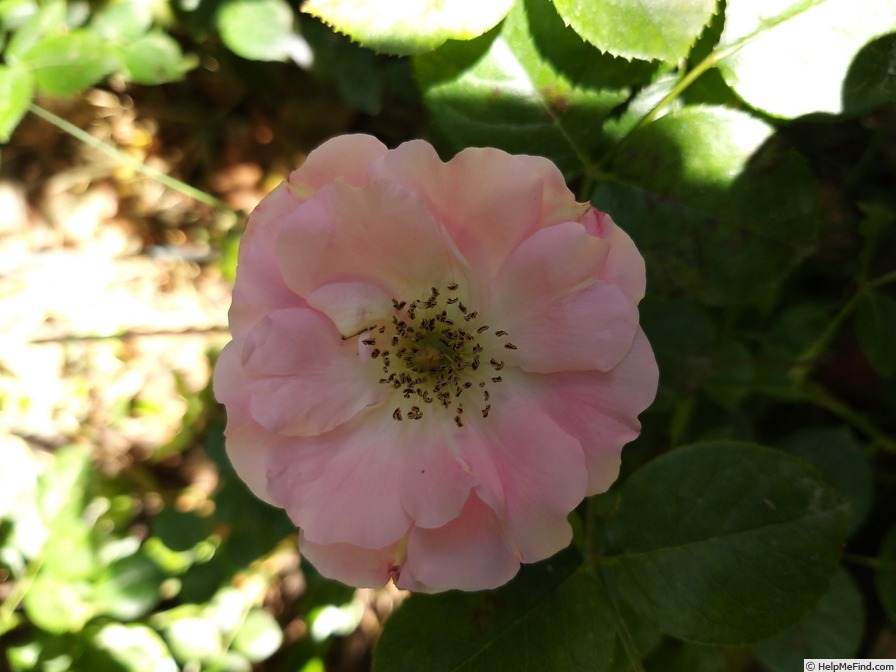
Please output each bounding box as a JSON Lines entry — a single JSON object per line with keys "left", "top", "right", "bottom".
{"left": 229, "top": 182, "right": 307, "bottom": 341}
{"left": 212, "top": 343, "right": 276, "bottom": 504}
{"left": 499, "top": 281, "right": 639, "bottom": 374}
{"left": 530, "top": 329, "right": 658, "bottom": 494}
{"left": 276, "top": 179, "right": 461, "bottom": 300}
{"left": 371, "top": 142, "right": 585, "bottom": 281}
{"left": 242, "top": 308, "right": 386, "bottom": 436}
{"left": 299, "top": 532, "right": 403, "bottom": 589}
{"left": 306, "top": 282, "right": 394, "bottom": 337}
{"left": 267, "top": 411, "right": 481, "bottom": 549}
{"left": 472, "top": 390, "right": 588, "bottom": 562}
{"left": 289, "top": 133, "right": 388, "bottom": 192}
{"left": 400, "top": 494, "right": 520, "bottom": 593}
{"left": 582, "top": 209, "right": 647, "bottom": 303}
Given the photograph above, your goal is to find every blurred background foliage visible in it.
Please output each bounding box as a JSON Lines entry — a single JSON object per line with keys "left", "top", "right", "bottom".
{"left": 0, "top": 0, "right": 894, "bottom": 670}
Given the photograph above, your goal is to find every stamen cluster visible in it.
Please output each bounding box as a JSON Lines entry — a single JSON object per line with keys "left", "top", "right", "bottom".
{"left": 360, "top": 283, "right": 516, "bottom": 427}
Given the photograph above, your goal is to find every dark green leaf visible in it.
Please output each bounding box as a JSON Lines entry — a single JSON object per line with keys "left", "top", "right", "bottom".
{"left": 779, "top": 427, "right": 874, "bottom": 534}
{"left": 717, "top": 0, "right": 896, "bottom": 117}
{"left": 0, "top": 63, "right": 32, "bottom": 143}
{"left": 374, "top": 549, "right": 615, "bottom": 672}
{"left": 594, "top": 106, "right": 818, "bottom": 304}
{"left": 121, "top": 31, "right": 195, "bottom": 84}
{"left": 21, "top": 29, "right": 120, "bottom": 96}
{"left": 755, "top": 568, "right": 863, "bottom": 671}
{"left": 602, "top": 442, "right": 849, "bottom": 644}
{"left": 644, "top": 639, "right": 729, "bottom": 672}
{"left": 842, "top": 33, "right": 896, "bottom": 115}
{"left": 302, "top": 0, "right": 513, "bottom": 55}
{"left": 856, "top": 291, "right": 896, "bottom": 378}
{"left": 876, "top": 525, "right": 896, "bottom": 627}
{"left": 552, "top": 0, "right": 716, "bottom": 62}
{"left": 414, "top": 0, "right": 629, "bottom": 175}
{"left": 216, "top": 0, "right": 307, "bottom": 63}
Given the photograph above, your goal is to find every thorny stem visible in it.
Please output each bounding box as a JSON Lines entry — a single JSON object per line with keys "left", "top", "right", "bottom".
{"left": 796, "top": 385, "right": 896, "bottom": 456}
{"left": 28, "top": 103, "right": 235, "bottom": 213}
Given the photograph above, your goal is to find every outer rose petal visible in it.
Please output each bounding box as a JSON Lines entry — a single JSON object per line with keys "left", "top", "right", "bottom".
{"left": 583, "top": 209, "right": 647, "bottom": 303}
{"left": 400, "top": 494, "right": 520, "bottom": 593}
{"left": 266, "top": 413, "right": 480, "bottom": 549}
{"left": 370, "top": 141, "right": 586, "bottom": 280}
{"left": 528, "top": 329, "right": 659, "bottom": 495}
{"left": 276, "top": 179, "right": 461, "bottom": 300}
{"left": 242, "top": 308, "right": 386, "bottom": 436}
{"left": 299, "top": 532, "right": 403, "bottom": 589}
{"left": 469, "top": 389, "right": 588, "bottom": 562}
{"left": 229, "top": 182, "right": 307, "bottom": 341}
{"left": 498, "top": 281, "right": 639, "bottom": 374}
{"left": 289, "top": 133, "right": 387, "bottom": 192}
{"left": 212, "top": 343, "right": 276, "bottom": 504}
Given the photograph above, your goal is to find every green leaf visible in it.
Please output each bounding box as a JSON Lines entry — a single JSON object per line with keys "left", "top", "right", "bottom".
{"left": 3, "top": 0, "right": 65, "bottom": 62}
{"left": 552, "top": 0, "right": 716, "bottom": 63}
{"left": 643, "top": 639, "right": 728, "bottom": 672}
{"left": 601, "top": 441, "right": 849, "bottom": 644}
{"left": 84, "top": 623, "right": 178, "bottom": 672}
{"left": 414, "top": 0, "right": 629, "bottom": 176}
{"left": 877, "top": 524, "right": 896, "bottom": 627}
{"left": 779, "top": 427, "right": 874, "bottom": 534}
{"left": 754, "top": 568, "right": 863, "bottom": 671}
{"left": 21, "top": 29, "right": 120, "bottom": 96}
{"left": 303, "top": 0, "right": 513, "bottom": 55}
{"left": 0, "top": 64, "right": 33, "bottom": 142}
{"left": 216, "top": 0, "right": 308, "bottom": 62}
{"left": 121, "top": 31, "right": 194, "bottom": 84}
{"left": 162, "top": 615, "right": 224, "bottom": 664}
{"left": 594, "top": 106, "right": 818, "bottom": 304}
{"left": 857, "top": 291, "right": 896, "bottom": 378}
{"left": 93, "top": 551, "right": 164, "bottom": 620}
{"left": 231, "top": 609, "right": 283, "bottom": 662}
{"left": 717, "top": 0, "right": 896, "bottom": 118}
{"left": 373, "top": 549, "right": 616, "bottom": 672}
{"left": 90, "top": 0, "right": 153, "bottom": 41}
{"left": 23, "top": 574, "right": 95, "bottom": 634}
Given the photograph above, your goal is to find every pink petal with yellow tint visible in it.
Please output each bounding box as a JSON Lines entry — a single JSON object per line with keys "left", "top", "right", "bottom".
{"left": 289, "top": 133, "right": 387, "bottom": 191}
{"left": 299, "top": 532, "right": 404, "bottom": 589}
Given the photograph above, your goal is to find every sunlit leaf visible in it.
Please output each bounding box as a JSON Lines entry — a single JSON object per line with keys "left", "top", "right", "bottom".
{"left": 217, "top": 0, "right": 310, "bottom": 63}
{"left": 93, "top": 551, "right": 164, "bottom": 620}
{"left": 374, "top": 549, "right": 616, "bottom": 671}
{"left": 414, "top": 0, "right": 629, "bottom": 175}
{"left": 121, "top": 31, "right": 195, "bottom": 84}
{"left": 602, "top": 442, "right": 849, "bottom": 644}
{"left": 303, "top": 0, "right": 514, "bottom": 55}
{"left": 552, "top": 0, "right": 716, "bottom": 62}
{"left": 0, "top": 64, "right": 33, "bottom": 143}
{"left": 83, "top": 623, "right": 178, "bottom": 672}
{"left": 755, "top": 568, "right": 864, "bottom": 671}
{"left": 717, "top": 0, "right": 896, "bottom": 117}
{"left": 594, "top": 106, "right": 818, "bottom": 304}
{"left": 231, "top": 609, "right": 283, "bottom": 662}
{"left": 20, "top": 29, "right": 120, "bottom": 95}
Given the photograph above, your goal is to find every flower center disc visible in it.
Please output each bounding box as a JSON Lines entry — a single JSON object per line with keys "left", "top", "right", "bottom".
{"left": 412, "top": 343, "right": 444, "bottom": 371}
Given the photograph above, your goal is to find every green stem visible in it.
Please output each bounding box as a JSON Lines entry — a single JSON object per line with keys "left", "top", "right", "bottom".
{"left": 598, "top": 566, "right": 646, "bottom": 672}
{"left": 797, "top": 384, "right": 896, "bottom": 455}
{"left": 843, "top": 553, "right": 896, "bottom": 572}
{"left": 791, "top": 268, "right": 896, "bottom": 386}
{"left": 28, "top": 103, "right": 234, "bottom": 213}
{"left": 0, "top": 556, "right": 44, "bottom": 627}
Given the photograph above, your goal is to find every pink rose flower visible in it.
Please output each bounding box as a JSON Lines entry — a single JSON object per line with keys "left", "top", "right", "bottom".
{"left": 214, "top": 135, "right": 658, "bottom": 593}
